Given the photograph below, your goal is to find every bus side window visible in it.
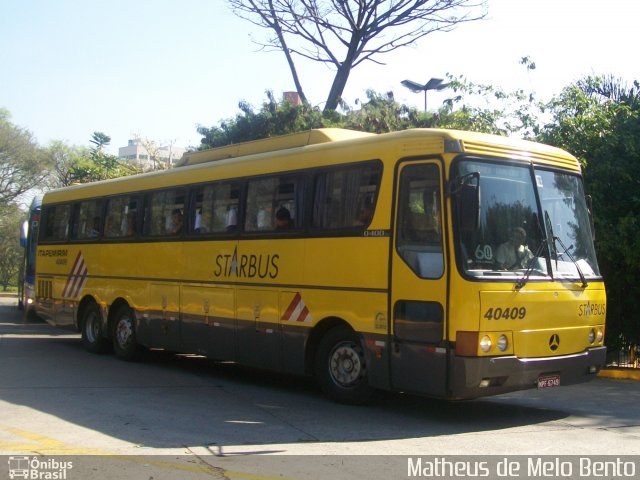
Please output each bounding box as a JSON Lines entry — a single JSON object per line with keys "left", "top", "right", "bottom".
{"left": 191, "top": 181, "right": 240, "bottom": 234}
{"left": 104, "top": 195, "right": 139, "bottom": 239}
{"left": 41, "top": 204, "right": 71, "bottom": 242}
{"left": 144, "top": 189, "right": 185, "bottom": 237}
{"left": 244, "top": 175, "right": 302, "bottom": 232}
{"left": 312, "top": 162, "right": 381, "bottom": 230}
{"left": 71, "top": 200, "right": 103, "bottom": 240}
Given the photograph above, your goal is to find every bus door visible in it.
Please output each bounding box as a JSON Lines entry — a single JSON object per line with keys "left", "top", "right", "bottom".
{"left": 390, "top": 160, "right": 448, "bottom": 396}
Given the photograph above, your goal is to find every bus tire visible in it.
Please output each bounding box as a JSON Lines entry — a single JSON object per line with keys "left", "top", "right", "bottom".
{"left": 112, "top": 305, "right": 140, "bottom": 361}
{"left": 81, "top": 302, "right": 108, "bottom": 354}
{"left": 314, "top": 325, "right": 373, "bottom": 404}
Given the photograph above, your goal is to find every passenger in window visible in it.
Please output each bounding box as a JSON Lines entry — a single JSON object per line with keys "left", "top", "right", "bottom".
{"left": 88, "top": 217, "right": 101, "bottom": 237}
{"left": 104, "top": 216, "right": 119, "bottom": 237}
{"left": 193, "top": 209, "right": 202, "bottom": 233}
{"left": 169, "top": 208, "right": 183, "bottom": 235}
{"left": 226, "top": 206, "right": 238, "bottom": 232}
{"left": 496, "top": 227, "right": 533, "bottom": 270}
{"left": 257, "top": 207, "right": 271, "bottom": 229}
{"left": 275, "top": 207, "right": 294, "bottom": 230}
{"left": 353, "top": 205, "right": 373, "bottom": 227}
{"left": 125, "top": 212, "right": 137, "bottom": 236}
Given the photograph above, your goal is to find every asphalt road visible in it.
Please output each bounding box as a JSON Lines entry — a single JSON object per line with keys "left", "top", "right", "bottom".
{"left": 1, "top": 296, "right": 638, "bottom": 479}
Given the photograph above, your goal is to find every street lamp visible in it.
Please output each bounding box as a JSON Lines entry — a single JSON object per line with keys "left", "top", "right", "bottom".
{"left": 401, "top": 78, "right": 449, "bottom": 111}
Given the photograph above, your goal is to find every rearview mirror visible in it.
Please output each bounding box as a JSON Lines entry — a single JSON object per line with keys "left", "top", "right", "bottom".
{"left": 20, "top": 220, "right": 28, "bottom": 248}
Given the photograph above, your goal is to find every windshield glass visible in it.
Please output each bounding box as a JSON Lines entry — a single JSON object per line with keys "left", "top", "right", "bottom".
{"left": 454, "top": 159, "right": 600, "bottom": 281}
{"left": 536, "top": 169, "right": 600, "bottom": 278}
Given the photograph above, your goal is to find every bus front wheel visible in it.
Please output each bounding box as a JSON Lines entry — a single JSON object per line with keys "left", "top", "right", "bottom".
{"left": 112, "top": 305, "right": 140, "bottom": 361}
{"left": 81, "top": 302, "right": 108, "bottom": 354}
{"left": 314, "top": 325, "right": 373, "bottom": 404}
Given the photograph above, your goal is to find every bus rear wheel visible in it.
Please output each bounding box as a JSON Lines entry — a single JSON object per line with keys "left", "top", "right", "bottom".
{"left": 81, "top": 302, "right": 108, "bottom": 353}
{"left": 112, "top": 305, "right": 140, "bottom": 361}
{"left": 314, "top": 325, "right": 373, "bottom": 404}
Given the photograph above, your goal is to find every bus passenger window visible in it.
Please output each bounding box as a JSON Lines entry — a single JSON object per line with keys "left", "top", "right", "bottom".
{"left": 396, "top": 164, "right": 443, "bottom": 279}
{"left": 191, "top": 182, "right": 240, "bottom": 234}
{"left": 104, "top": 196, "right": 139, "bottom": 238}
{"left": 145, "top": 189, "right": 185, "bottom": 237}
{"left": 41, "top": 204, "right": 71, "bottom": 242}
{"left": 71, "top": 200, "right": 103, "bottom": 240}
{"left": 312, "top": 162, "right": 381, "bottom": 230}
{"left": 245, "top": 175, "right": 302, "bottom": 232}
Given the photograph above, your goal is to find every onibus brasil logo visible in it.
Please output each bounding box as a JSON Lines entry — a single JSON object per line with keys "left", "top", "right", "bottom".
{"left": 8, "top": 457, "right": 73, "bottom": 479}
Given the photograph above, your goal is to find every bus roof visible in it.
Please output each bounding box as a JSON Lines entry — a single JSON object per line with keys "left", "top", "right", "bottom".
{"left": 177, "top": 127, "right": 579, "bottom": 170}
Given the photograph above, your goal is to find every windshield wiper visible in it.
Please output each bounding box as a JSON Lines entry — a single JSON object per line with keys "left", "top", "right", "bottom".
{"left": 516, "top": 212, "right": 548, "bottom": 290}
{"left": 542, "top": 210, "right": 588, "bottom": 288}
{"left": 515, "top": 240, "right": 547, "bottom": 290}
{"left": 553, "top": 236, "right": 588, "bottom": 288}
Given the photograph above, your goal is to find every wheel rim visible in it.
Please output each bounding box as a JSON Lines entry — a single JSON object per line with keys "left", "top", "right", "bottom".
{"left": 328, "top": 341, "right": 365, "bottom": 387}
{"left": 85, "top": 311, "right": 99, "bottom": 343}
{"left": 115, "top": 315, "right": 133, "bottom": 349}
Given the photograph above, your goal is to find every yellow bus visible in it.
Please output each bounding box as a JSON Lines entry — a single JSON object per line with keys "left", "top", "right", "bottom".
{"left": 34, "top": 128, "right": 606, "bottom": 403}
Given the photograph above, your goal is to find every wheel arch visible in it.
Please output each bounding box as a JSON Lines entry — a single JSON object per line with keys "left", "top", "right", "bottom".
{"left": 304, "top": 316, "right": 355, "bottom": 376}
{"left": 108, "top": 297, "right": 133, "bottom": 336}
{"left": 76, "top": 295, "right": 100, "bottom": 333}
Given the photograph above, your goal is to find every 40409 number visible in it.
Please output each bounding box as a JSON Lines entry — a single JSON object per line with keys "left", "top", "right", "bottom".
{"left": 484, "top": 306, "right": 527, "bottom": 320}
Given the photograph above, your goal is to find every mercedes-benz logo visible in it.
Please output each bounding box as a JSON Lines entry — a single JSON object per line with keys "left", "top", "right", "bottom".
{"left": 549, "top": 334, "right": 560, "bottom": 351}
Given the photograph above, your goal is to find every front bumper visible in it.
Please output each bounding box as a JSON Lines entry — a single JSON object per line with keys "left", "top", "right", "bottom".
{"left": 449, "top": 346, "right": 607, "bottom": 399}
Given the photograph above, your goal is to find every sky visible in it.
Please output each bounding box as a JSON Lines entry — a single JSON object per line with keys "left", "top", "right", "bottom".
{"left": 1, "top": 0, "right": 637, "bottom": 155}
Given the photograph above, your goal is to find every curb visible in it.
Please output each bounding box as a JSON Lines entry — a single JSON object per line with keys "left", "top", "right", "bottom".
{"left": 598, "top": 368, "right": 640, "bottom": 381}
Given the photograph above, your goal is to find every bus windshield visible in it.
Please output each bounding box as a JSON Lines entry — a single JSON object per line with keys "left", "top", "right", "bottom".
{"left": 454, "top": 159, "right": 600, "bottom": 282}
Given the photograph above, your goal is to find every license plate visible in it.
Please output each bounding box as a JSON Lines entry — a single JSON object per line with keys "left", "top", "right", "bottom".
{"left": 537, "top": 374, "right": 561, "bottom": 389}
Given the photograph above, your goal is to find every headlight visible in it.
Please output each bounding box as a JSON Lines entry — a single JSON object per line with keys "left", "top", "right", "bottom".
{"left": 480, "top": 335, "right": 492, "bottom": 353}
{"left": 596, "top": 328, "right": 604, "bottom": 343}
{"left": 497, "top": 334, "right": 509, "bottom": 352}
{"left": 588, "top": 329, "right": 596, "bottom": 344}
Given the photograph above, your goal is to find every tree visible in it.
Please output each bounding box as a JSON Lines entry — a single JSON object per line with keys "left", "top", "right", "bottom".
{"left": 228, "top": 0, "right": 487, "bottom": 111}
{"left": 540, "top": 75, "right": 640, "bottom": 349}
{"left": 0, "top": 203, "right": 24, "bottom": 291}
{"left": 0, "top": 109, "right": 52, "bottom": 205}
{"left": 89, "top": 131, "right": 112, "bottom": 151}
{"left": 46, "top": 141, "right": 91, "bottom": 188}
{"left": 430, "top": 71, "right": 542, "bottom": 138}
{"left": 47, "top": 134, "right": 140, "bottom": 186}
{"left": 198, "top": 91, "right": 326, "bottom": 148}
{"left": 197, "top": 58, "right": 542, "bottom": 149}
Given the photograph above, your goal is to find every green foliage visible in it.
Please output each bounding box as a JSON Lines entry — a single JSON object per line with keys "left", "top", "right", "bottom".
{"left": 0, "top": 203, "right": 25, "bottom": 290}
{"left": 89, "top": 131, "right": 112, "bottom": 151}
{"left": 0, "top": 109, "right": 53, "bottom": 204}
{"left": 197, "top": 74, "right": 541, "bottom": 150}
{"left": 48, "top": 133, "right": 140, "bottom": 186}
{"left": 343, "top": 91, "right": 416, "bottom": 133}
{"left": 434, "top": 74, "right": 541, "bottom": 138}
{"left": 197, "top": 92, "right": 327, "bottom": 148}
{"left": 541, "top": 75, "right": 640, "bottom": 348}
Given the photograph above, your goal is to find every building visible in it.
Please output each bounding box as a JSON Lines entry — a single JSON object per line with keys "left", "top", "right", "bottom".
{"left": 118, "top": 139, "right": 186, "bottom": 170}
